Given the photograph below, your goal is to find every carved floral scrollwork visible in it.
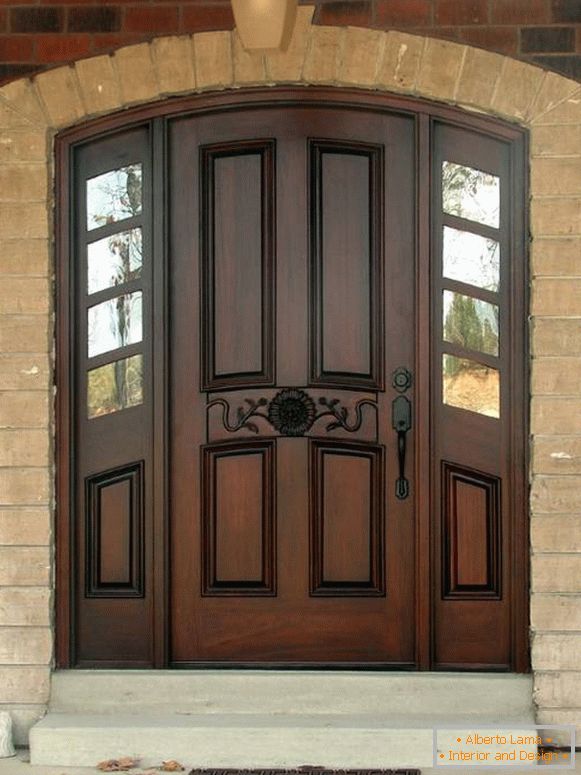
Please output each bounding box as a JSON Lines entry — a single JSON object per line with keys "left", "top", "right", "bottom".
{"left": 207, "top": 389, "right": 377, "bottom": 437}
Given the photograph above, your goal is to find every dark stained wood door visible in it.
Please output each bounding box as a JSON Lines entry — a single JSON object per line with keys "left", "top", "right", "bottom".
{"left": 168, "top": 106, "right": 417, "bottom": 664}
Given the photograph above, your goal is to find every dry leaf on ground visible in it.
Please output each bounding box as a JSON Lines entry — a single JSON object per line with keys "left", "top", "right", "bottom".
{"left": 160, "top": 761, "right": 185, "bottom": 772}
{"left": 96, "top": 756, "right": 140, "bottom": 771}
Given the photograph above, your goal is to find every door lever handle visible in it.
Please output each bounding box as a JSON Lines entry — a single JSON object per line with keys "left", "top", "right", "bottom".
{"left": 392, "top": 395, "right": 411, "bottom": 500}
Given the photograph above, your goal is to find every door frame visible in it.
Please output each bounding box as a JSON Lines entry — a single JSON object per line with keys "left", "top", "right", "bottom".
{"left": 54, "top": 86, "right": 529, "bottom": 671}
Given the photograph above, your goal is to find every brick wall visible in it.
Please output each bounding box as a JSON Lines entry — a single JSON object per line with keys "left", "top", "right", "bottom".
{"left": 2, "top": 0, "right": 581, "bottom": 85}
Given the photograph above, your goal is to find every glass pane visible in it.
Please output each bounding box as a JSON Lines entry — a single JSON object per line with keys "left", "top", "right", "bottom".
{"left": 86, "top": 164, "right": 142, "bottom": 231}
{"left": 88, "top": 354, "right": 143, "bottom": 419}
{"left": 443, "top": 290, "right": 499, "bottom": 356}
{"left": 88, "top": 291, "right": 142, "bottom": 358}
{"left": 443, "top": 226, "right": 500, "bottom": 292}
{"left": 442, "top": 161, "right": 500, "bottom": 228}
{"left": 87, "top": 228, "right": 142, "bottom": 294}
{"left": 443, "top": 354, "right": 500, "bottom": 418}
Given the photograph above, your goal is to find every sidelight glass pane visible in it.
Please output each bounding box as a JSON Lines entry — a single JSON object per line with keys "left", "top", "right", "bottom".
{"left": 443, "top": 354, "right": 500, "bottom": 418}
{"left": 88, "top": 291, "right": 142, "bottom": 358}
{"left": 86, "top": 164, "right": 142, "bottom": 231}
{"left": 87, "top": 354, "right": 143, "bottom": 418}
{"left": 443, "top": 290, "right": 499, "bottom": 356}
{"left": 443, "top": 226, "right": 500, "bottom": 292}
{"left": 442, "top": 161, "right": 500, "bottom": 228}
{"left": 87, "top": 228, "right": 142, "bottom": 294}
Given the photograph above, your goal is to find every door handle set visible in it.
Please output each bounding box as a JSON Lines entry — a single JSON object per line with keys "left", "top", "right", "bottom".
{"left": 391, "top": 368, "right": 412, "bottom": 500}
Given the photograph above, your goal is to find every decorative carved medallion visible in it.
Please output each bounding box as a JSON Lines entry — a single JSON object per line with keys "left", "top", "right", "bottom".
{"left": 207, "top": 390, "right": 377, "bottom": 437}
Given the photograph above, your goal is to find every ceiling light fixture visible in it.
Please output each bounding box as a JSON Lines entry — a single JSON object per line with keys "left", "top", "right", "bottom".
{"left": 231, "top": 0, "right": 298, "bottom": 53}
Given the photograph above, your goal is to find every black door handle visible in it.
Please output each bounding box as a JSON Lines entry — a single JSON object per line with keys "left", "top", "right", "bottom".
{"left": 392, "top": 394, "right": 411, "bottom": 500}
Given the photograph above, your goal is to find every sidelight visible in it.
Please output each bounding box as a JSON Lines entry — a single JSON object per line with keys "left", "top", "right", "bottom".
{"left": 87, "top": 228, "right": 142, "bottom": 294}
{"left": 87, "top": 354, "right": 143, "bottom": 418}
{"left": 87, "top": 291, "right": 143, "bottom": 358}
{"left": 442, "top": 354, "right": 500, "bottom": 418}
{"left": 442, "top": 161, "right": 500, "bottom": 228}
{"left": 443, "top": 290, "right": 499, "bottom": 357}
{"left": 442, "top": 226, "right": 499, "bottom": 292}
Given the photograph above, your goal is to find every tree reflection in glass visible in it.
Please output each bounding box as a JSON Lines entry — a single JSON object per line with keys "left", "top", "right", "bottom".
{"left": 88, "top": 291, "right": 142, "bottom": 358}
{"left": 88, "top": 354, "right": 143, "bottom": 418}
{"left": 443, "top": 290, "right": 499, "bottom": 357}
{"left": 442, "top": 161, "right": 499, "bottom": 229}
{"left": 86, "top": 164, "right": 142, "bottom": 230}
{"left": 87, "top": 228, "right": 142, "bottom": 294}
{"left": 443, "top": 354, "right": 499, "bottom": 418}
{"left": 443, "top": 226, "right": 499, "bottom": 292}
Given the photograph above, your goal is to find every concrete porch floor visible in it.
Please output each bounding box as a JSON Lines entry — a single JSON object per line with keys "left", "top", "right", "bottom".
{"left": 1, "top": 749, "right": 579, "bottom": 775}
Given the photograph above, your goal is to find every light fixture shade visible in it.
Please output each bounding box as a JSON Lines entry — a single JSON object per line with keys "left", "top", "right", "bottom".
{"left": 232, "top": 0, "right": 299, "bottom": 53}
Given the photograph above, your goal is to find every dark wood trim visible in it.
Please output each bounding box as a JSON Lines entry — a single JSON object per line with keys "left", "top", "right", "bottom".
{"left": 54, "top": 86, "right": 529, "bottom": 671}
{"left": 415, "top": 112, "right": 432, "bottom": 670}
{"left": 55, "top": 133, "right": 73, "bottom": 668}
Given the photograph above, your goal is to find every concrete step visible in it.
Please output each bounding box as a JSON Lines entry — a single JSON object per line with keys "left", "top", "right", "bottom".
{"left": 31, "top": 672, "right": 535, "bottom": 768}
{"left": 48, "top": 670, "right": 534, "bottom": 717}
{"left": 29, "top": 712, "right": 536, "bottom": 769}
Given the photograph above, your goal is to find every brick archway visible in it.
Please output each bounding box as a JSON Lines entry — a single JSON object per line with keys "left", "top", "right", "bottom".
{"left": 1, "top": 7, "right": 580, "bottom": 741}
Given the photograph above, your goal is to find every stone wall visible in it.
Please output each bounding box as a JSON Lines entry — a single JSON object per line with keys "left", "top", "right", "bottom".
{"left": 0, "top": 6, "right": 580, "bottom": 743}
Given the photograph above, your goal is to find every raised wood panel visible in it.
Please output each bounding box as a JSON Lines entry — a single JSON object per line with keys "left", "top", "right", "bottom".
{"left": 310, "top": 440, "right": 384, "bottom": 596}
{"left": 85, "top": 462, "right": 144, "bottom": 598}
{"left": 442, "top": 462, "right": 501, "bottom": 599}
{"left": 201, "top": 140, "right": 275, "bottom": 390}
{"left": 309, "top": 140, "right": 383, "bottom": 390}
{"left": 202, "top": 441, "right": 276, "bottom": 595}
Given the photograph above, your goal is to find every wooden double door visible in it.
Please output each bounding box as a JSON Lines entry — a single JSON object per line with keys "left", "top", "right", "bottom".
{"left": 169, "top": 107, "right": 416, "bottom": 665}
{"left": 62, "top": 91, "right": 527, "bottom": 670}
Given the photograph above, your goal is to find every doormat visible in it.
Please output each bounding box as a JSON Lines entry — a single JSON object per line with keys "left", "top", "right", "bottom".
{"left": 188, "top": 770, "right": 421, "bottom": 775}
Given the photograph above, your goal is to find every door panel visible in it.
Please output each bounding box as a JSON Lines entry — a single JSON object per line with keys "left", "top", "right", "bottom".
{"left": 169, "top": 106, "right": 416, "bottom": 664}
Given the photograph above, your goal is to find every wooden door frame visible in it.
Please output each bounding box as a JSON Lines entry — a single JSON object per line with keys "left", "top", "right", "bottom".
{"left": 54, "top": 87, "right": 529, "bottom": 671}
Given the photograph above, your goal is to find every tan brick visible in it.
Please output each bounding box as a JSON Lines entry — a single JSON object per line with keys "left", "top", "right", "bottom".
{"left": 0, "top": 509, "right": 50, "bottom": 545}
{"left": 0, "top": 430, "right": 49, "bottom": 467}
{"left": 194, "top": 31, "right": 233, "bottom": 90}
{"left": 114, "top": 43, "right": 160, "bottom": 106}
{"left": 456, "top": 47, "right": 504, "bottom": 110}
{"left": 0, "top": 204, "right": 48, "bottom": 241}
{"left": 533, "top": 438, "right": 581, "bottom": 476}
{"left": 0, "top": 103, "right": 36, "bottom": 131}
{"left": 303, "top": 25, "right": 342, "bottom": 85}
{"left": 0, "top": 240, "right": 49, "bottom": 276}
{"left": 0, "top": 80, "right": 47, "bottom": 128}
{"left": 531, "top": 476, "right": 581, "bottom": 514}
{"left": 532, "top": 357, "right": 581, "bottom": 395}
{"left": 536, "top": 709, "right": 581, "bottom": 742}
{"left": 531, "top": 594, "right": 581, "bottom": 630}
{"left": 152, "top": 36, "right": 196, "bottom": 95}
{"left": 530, "top": 72, "right": 580, "bottom": 123}
{"left": 416, "top": 38, "right": 466, "bottom": 101}
{"left": 0, "top": 588, "right": 50, "bottom": 626}
{"left": 0, "top": 132, "right": 46, "bottom": 165}
{"left": 492, "top": 58, "right": 545, "bottom": 122}
{"left": 75, "top": 55, "right": 121, "bottom": 116}
{"left": 232, "top": 31, "right": 266, "bottom": 85}
{"left": 0, "top": 278, "right": 50, "bottom": 315}
{"left": 532, "top": 124, "right": 581, "bottom": 157}
{"left": 532, "top": 88, "right": 581, "bottom": 125}
{"left": 0, "top": 667, "right": 49, "bottom": 703}
{"left": 339, "top": 27, "right": 383, "bottom": 87}
{"left": 265, "top": 5, "right": 313, "bottom": 83}
{"left": 532, "top": 554, "right": 581, "bottom": 593}
{"left": 0, "top": 470, "right": 50, "bottom": 507}
{"left": 0, "top": 355, "right": 49, "bottom": 391}
{"left": 0, "top": 392, "right": 49, "bottom": 429}
{"left": 377, "top": 31, "right": 423, "bottom": 93}
{"left": 34, "top": 67, "right": 85, "bottom": 128}
{"left": 0, "top": 627, "right": 51, "bottom": 665}
{"left": 0, "top": 166, "right": 47, "bottom": 203}
{"left": 533, "top": 633, "right": 581, "bottom": 670}
{"left": 0, "top": 315, "right": 50, "bottom": 352}
{"left": 532, "top": 279, "right": 581, "bottom": 315}
{"left": 532, "top": 398, "right": 581, "bottom": 434}
{"left": 532, "top": 237, "right": 581, "bottom": 276}
{"left": 0, "top": 547, "right": 50, "bottom": 584}
{"left": 535, "top": 671, "right": 581, "bottom": 709}
{"left": 533, "top": 516, "right": 581, "bottom": 552}
{"left": 532, "top": 158, "right": 581, "bottom": 197}
{"left": 533, "top": 319, "right": 581, "bottom": 356}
